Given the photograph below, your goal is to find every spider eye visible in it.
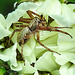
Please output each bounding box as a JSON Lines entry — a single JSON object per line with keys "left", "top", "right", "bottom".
{"left": 41, "top": 14, "right": 43, "bottom": 19}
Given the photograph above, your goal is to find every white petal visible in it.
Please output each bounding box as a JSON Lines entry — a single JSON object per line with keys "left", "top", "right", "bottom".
{"left": 23, "top": 37, "right": 36, "bottom": 56}
{"left": 0, "top": 45, "right": 4, "bottom": 49}
{"left": 37, "top": 0, "right": 75, "bottom": 27}
{"left": 0, "top": 14, "right": 7, "bottom": 29}
{"left": 37, "top": 0, "right": 61, "bottom": 15}
{"left": 54, "top": 53, "right": 75, "bottom": 65}
{"left": 0, "top": 23, "right": 11, "bottom": 39}
{"left": 10, "top": 61, "right": 23, "bottom": 71}
{"left": 0, "top": 43, "right": 17, "bottom": 66}
{"left": 35, "top": 52, "right": 59, "bottom": 72}
{"left": 60, "top": 63, "right": 75, "bottom": 75}
{"left": 25, "top": 52, "right": 36, "bottom": 64}
{"left": 68, "top": 4, "right": 75, "bottom": 11}
{"left": 34, "top": 71, "right": 39, "bottom": 75}
{"left": 22, "top": 60, "right": 36, "bottom": 74}
{"left": 51, "top": 4, "right": 75, "bottom": 27}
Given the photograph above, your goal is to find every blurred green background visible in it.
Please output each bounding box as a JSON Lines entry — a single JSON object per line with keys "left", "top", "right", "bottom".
{"left": 0, "top": 0, "right": 17, "bottom": 16}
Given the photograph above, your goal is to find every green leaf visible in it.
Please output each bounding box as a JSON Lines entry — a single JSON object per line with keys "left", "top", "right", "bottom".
{"left": 68, "top": 0, "right": 75, "bottom": 3}
{"left": 0, "top": 68, "right": 6, "bottom": 75}
{"left": 59, "top": 0, "right": 65, "bottom": 3}
{"left": 51, "top": 70, "right": 60, "bottom": 75}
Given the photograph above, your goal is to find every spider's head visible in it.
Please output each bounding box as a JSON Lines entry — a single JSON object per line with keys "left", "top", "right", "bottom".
{"left": 38, "top": 14, "right": 47, "bottom": 26}
{"left": 40, "top": 14, "right": 46, "bottom": 21}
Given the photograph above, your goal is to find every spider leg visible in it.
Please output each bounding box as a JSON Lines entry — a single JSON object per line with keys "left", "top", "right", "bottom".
{"left": 18, "top": 10, "right": 40, "bottom": 23}
{"left": 15, "top": 25, "right": 29, "bottom": 27}
{"left": 27, "top": 10, "right": 46, "bottom": 20}
{"left": 21, "top": 39, "right": 26, "bottom": 65}
{"left": 36, "top": 31, "right": 60, "bottom": 55}
{"left": 18, "top": 10, "right": 46, "bottom": 24}
{"left": 37, "top": 26, "right": 73, "bottom": 38}
{"left": 14, "top": 23, "right": 29, "bottom": 28}
{"left": 21, "top": 39, "right": 24, "bottom": 56}
{"left": 52, "top": 29, "right": 73, "bottom": 38}
{"left": 18, "top": 17, "right": 31, "bottom": 23}
{"left": 50, "top": 26, "right": 71, "bottom": 29}
{"left": 9, "top": 29, "right": 22, "bottom": 43}
{"left": 27, "top": 10, "right": 41, "bottom": 19}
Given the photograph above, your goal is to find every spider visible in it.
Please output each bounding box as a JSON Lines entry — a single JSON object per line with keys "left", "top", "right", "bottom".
{"left": 9, "top": 10, "right": 72, "bottom": 56}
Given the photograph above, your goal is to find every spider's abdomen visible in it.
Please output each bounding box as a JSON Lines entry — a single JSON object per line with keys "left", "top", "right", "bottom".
{"left": 17, "top": 27, "right": 31, "bottom": 42}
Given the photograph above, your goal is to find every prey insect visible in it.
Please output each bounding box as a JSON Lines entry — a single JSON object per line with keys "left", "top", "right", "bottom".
{"left": 9, "top": 10, "right": 72, "bottom": 56}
